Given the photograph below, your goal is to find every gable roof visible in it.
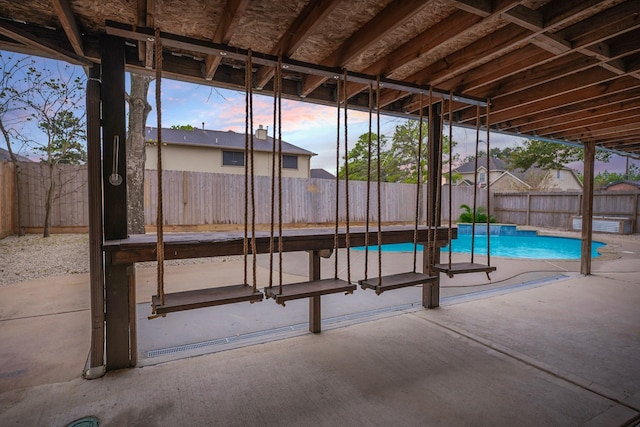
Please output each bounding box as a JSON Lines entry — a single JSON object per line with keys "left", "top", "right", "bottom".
{"left": 145, "top": 127, "right": 315, "bottom": 157}
{"left": 310, "top": 169, "right": 335, "bottom": 179}
{"left": 455, "top": 156, "right": 508, "bottom": 174}
{"left": 0, "top": 147, "right": 31, "bottom": 162}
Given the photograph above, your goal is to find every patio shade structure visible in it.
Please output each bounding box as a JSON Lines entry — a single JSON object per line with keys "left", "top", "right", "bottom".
{"left": 0, "top": 0, "right": 638, "bottom": 374}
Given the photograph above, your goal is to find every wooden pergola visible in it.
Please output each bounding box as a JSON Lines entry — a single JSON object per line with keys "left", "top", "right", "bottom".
{"left": 0, "top": 0, "right": 638, "bottom": 375}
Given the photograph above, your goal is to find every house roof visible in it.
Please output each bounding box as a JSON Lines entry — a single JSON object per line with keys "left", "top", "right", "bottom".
{"left": 455, "top": 156, "right": 508, "bottom": 173}
{"left": 310, "top": 169, "right": 335, "bottom": 179}
{"left": 0, "top": 147, "right": 31, "bottom": 162}
{"left": 145, "top": 127, "right": 315, "bottom": 157}
{"left": 605, "top": 180, "right": 640, "bottom": 189}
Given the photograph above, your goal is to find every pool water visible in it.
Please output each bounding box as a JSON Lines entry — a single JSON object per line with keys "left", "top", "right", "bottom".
{"left": 353, "top": 225, "right": 605, "bottom": 260}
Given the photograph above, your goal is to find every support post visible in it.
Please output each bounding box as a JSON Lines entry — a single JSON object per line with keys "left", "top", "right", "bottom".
{"left": 425, "top": 102, "right": 443, "bottom": 308}
{"left": 580, "top": 141, "right": 595, "bottom": 275}
{"left": 309, "top": 250, "right": 321, "bottom": 333}
{"left": 101, "top": 36, "right": 132, "bottom": 370}
{"left": 101, "top": 36, "right": 128, "bottom": 240}
{"left": 85, "top": 64, "right": 105, "bottom": 378}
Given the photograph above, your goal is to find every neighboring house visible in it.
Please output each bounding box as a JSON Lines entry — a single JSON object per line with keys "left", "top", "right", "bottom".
{"left": 454, "top": 156, "right": 582, "bottom": 192}
{"left": 0, "top": 147, "right": 31, "bottom": 162}
{"left": 604, "top": 181, "right": 640, "bottom": 192}
{"left": 145, "top": 126, "right": 315, "bottom": 178}
{"left": 310, "top": 168, "right": 335, "bottom": 179}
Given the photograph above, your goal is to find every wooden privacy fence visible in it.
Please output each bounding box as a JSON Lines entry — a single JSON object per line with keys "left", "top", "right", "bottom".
{"left": 0, "top": 161, "right": 15, "bottom": 238}
{"left": 143, "top": 170, "right": 428, "bottom": 226}
{"left": 493, "top": 191, "right": 640, "bottom": 232}
{"left": 9, "top": 162, "right": 639, "bottom": 233}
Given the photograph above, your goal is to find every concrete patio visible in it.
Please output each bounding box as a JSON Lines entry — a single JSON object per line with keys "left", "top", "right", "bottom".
{"left": 0, "top": 232, "right": 639, "bottom": 426}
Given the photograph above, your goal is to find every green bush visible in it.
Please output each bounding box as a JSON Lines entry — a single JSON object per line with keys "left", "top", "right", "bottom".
{"left": 457, "top": 204, "right": 496, "bottom": 223}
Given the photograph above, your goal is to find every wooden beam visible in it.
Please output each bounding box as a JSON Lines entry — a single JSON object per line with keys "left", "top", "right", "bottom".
{"left": 85, "top": 64, "right": 105, "bottom": 378}
{"left": 50, "top": 0, "right": 84, "bottom": 56}
{"left": 300, "top": 0, "right": 433, "bottom": 97}
{"left": 255, "top": 0, "right": 341, "bottom": 89}
{"left": 528, "top": 105, "right": 640, "bottom": 135}
{"left": 204, "top": 0, "right": 249, "bottom": 80}
{"left": 309, "top": 251, "right": 321, "bottom": 333}
{"left": 0, "top": 20, "right": 91, "bottom": 66}
{"left": 101, "top": 36, "right": 128, "bottom": 240}
{"left": 554, "top": 121, "right": 640, "bottom": 141}
{"left": 450, "top": 0, "right": 492, "bottom": 17}
{"left": 580, "top": 141, "right": 595, "bottom": 275}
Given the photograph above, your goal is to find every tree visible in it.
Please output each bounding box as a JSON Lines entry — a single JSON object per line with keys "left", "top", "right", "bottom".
{"left": 126, "top": 73, "right": 153, "bottom": 234}
{"left": 171, "top": 124, "right": 195, "bottom": 130}
{"left": 464, "top": 146, "right": 514, "bottom": 163}
{"left": 337, "top": 132, "right": 389, "bottom": 181}
{"left": 0, "top": 53, "right": 35, "bottom": 235}
{"left": 21, "top": 63, "right": 86, "bottom": 237}
{"left": 594, "top": 165, "right": 640, "bottom": 189}
{"left": 340, "top": 119, "right": 456, "bottom": 184}
{"left": 508, "top": 139, "right": 610, "bottom": 170}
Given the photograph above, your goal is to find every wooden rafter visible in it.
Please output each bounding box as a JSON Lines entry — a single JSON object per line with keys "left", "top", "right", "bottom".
{"left": 300, "top": 0, "right": 433, "bottom": 97}
{"left": 0, "top": 20, "right": 91, "bottom": 66}
{"left": 203, "top": 0, "right": 249, "bottom": 80}
{"left": 255, "top": 0, "right": 341, "bottom": 89}
{"left": 50, "top": 0, "right": 83, "bottom": 56}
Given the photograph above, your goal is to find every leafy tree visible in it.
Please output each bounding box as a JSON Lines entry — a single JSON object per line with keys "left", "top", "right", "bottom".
{"left": 594, "top": 165, "right": 640, "bottom": 189}
{"left": 340, "top": 119, "right": 456, "bottom": 184}
{"left": 0, "top": 53, "right": 35, "bottom": 235}
{"left": 337, "top": 132, "right": 390, "bottom": 181}
{"left": 464, "top": 147, "right": 514, "bottom": 163}
{"left": 171, "top": 124, "right": 195, "bottom": 130}
{"left": 21, "top": 62, "right": 86, "bottom": 237}
{"left": 508, "top": 139, "right": 610, "bottom": 170}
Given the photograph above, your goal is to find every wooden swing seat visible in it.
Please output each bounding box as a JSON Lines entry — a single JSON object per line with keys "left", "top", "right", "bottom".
{"left": 433, "top": 262, "right": 496, "bottom": 279}
{"left": 265, "top": 278, "right": 356, "bottom": 306}
{"left": 151, "top": 284, "right": 264, "bottom": 315}
{"left": 359, "top": 271, "right": 437, "bottom": 295}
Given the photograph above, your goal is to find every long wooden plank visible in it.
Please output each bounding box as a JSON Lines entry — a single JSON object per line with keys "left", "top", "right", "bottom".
{"left": 264, "top": 279, "right": 356, "bottom": 306}
{"left": 359, "top": 272, "right": 437, "bottom": 295}
{"left": 104, "top": 226, "right": 455, "bottom": 265}
{"left": 433, "top": 262, "right": 496, "bottom": 278}
{"left": 152, "top": 284, "right": 263, "bottom": 315}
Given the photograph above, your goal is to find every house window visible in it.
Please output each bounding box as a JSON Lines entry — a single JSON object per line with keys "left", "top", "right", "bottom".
{"left": 479, "top": 171, "right": 486, "bottom": 183}
{"left": 223, "top": 150, "right": 244, "bottom": 166}
{"left": 282, "top": 155, "right": 298, "bottom": 169}
{"left": 556, "top": 170, "right": 562, "bottom": 179}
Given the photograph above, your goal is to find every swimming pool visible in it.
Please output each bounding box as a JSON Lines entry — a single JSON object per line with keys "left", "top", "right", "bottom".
{"left": 353, "top": 224, "right": 605, "bottom": 260}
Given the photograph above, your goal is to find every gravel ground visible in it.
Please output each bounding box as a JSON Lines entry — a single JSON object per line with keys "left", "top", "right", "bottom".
{"left": 0, "top": 233, "right": 242, "bottom": 286}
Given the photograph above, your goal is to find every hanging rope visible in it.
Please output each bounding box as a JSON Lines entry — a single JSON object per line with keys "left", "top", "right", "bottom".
{"left": 343, "top": 69, "right": 351, "bottom": 285}
{"left": 334, "top": 76, "right": 341, "bottom": 280}
{"left": 412, "top": 92, "right": 424, "bottom": 272}
{"left": 486, "top": 98, "right": 492, "bottom": 267}
{"left": 269, "top": 57, "right": 282, "bottom": 290}
{"left": 376, "top": 76, "right": 382, "bottom": 284}
{"left": 363, "top": 84, "right": 373, "bottom": 281}
{"left": 154, "top": 27, "right": 165, "bottom": 311}
{"left": 447, "top": 91, "right": 453, "bottom": 269}
{"left": 277, "top": 60, "right": 284, "bottom": 293}
{"left": 429, "top": 89, "right": 442, "bottom": 265}
{"left": 470, "top": 104, "right": 481, "bottom": 264}
{"left": 243, "top": 52, "right": 250, "bottom": 287}
{"left": 248, "top": 51, "right": 257, "bottom": 291}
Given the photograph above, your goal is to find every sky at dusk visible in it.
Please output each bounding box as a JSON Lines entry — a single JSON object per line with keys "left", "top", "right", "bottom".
{"left": 3, "top": 52, "right": 639, "bottom": 175}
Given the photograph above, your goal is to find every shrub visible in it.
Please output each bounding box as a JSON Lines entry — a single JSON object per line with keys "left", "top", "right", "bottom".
{"left": 457, "top": 204, "right": 496, "bottom": 223}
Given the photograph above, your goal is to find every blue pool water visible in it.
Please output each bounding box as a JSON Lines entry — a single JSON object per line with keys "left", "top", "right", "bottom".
{"left": 354, "top": 224, "right": 605, "bottom": 260}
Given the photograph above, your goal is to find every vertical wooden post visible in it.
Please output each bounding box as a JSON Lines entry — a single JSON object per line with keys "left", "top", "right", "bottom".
{"left": 309, "top": 250, "right": 321, "bottom": 333}
{"left": 581, "top": 141, "right": 595, "bottom": 275}
{"left": 101, "top": 36, "right": 133, "bottom": 370}
{"left": 425, "top": 102, "right": 442, "bottom": 309}
{"left": 101, "top": 36, "right": 128, "bottom": 240}
{"left": 526, "top": 193, "right": 531, "bottom": 225}
{"left": 85, "top": 64, "right": 105, "bottom": 378}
